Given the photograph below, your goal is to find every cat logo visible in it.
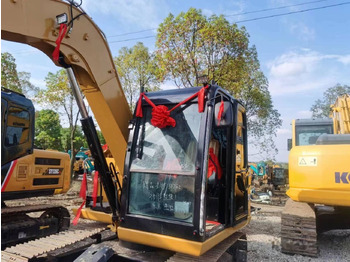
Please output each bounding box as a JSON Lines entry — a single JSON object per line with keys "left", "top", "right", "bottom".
{"left": 335, "top": 172, "right": 350, "bottom": 184}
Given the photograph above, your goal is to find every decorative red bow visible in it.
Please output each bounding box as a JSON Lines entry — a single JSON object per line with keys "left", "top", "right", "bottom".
{"left": 136, "top": 85, "right": 209, "bottom": 128}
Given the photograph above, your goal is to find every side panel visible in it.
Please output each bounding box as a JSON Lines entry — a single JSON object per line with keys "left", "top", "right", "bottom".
{"left": 1, "top": 149, "right": 71, "bottom": 200}
{"left": 288, "top": 144, "right": 350, "bottom": 206}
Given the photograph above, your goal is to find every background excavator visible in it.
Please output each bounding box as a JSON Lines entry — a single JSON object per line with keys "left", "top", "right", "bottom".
{"left": 1, "top": 87, "right": 71, "bottom": 249}
{"left": 282, "top": 94, "right": 350, "bottom": 257}
{"left": 2, "top": 0, "right": 251, "bottom": 260}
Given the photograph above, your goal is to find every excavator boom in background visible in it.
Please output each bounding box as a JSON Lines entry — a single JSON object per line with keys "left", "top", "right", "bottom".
{"left": 1, "top": 0, "right": 251, "bottom": 260}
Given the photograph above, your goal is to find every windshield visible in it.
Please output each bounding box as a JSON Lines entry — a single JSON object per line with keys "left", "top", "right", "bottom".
{"left": 274, "top": 169, "right": 285, "bottom": 178}
{"left": 128, "top": 103, "right": 202, "bottom": 223}
{"left": 129, "top": 172, "right": 194, "bottom": 223}
{"left": 130, "top": 103, "right": 202, "bottom": 174}
{"left": 295, "top": 124, "right": 333, "bottom": 146}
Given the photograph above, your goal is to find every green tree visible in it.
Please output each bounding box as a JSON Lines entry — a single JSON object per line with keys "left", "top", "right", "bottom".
{"left": 155, "top": 8, "right": 281, "bottom": 159}
{"left": 37, "top": 69, "right": 81, "bottom": 175}
{"left": 114, "top": 42, "right": 160, "bottom": 111}
{"left": 61, "top": 126, "right": 87, "bottom": 152}
{"left": 35, "top": 110, "right": 62, "bottom": 150}
{"left": 97, "top": 130, "right": 106, "bottom": 145}
{"left": 311, "top": 84, "right": 350, "bottom": 118}
{"left": 1, "top": 52, "right": 37, "bottom": 95}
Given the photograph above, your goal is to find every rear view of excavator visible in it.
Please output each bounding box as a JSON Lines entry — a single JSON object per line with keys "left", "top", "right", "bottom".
{"left": 1, "top": 88, "right": 71, "bottom": 249}
{"left": 282, "top": 94, "right": 350, "bottom": 257}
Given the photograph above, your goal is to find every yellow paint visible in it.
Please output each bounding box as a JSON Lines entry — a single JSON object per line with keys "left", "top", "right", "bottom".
{"left": 40, "top": 225, "right": 50, "bottom": 230}
{"left": 287, "top": 187, "right": 350, "bottom": 206}
{"left": 4, "top": 149, "right": 70, "bottom": 194}
{"left": 107, "top": 224, "right": 118, "bottom": 233}
{"left": 288, "top": 118, "right": 350, "bottom": 206}
{"left": 73, "top": 207, "right": 113, "bottom": 224}
{"left": 331, "top": 94, "right": 350, "bottom": 134}
{"left": 54, "top": 189, "right": 63, "bottom": 194}
{"left": 118, "top": 219, "right": 249, "bottom": 257}
{"left": 97, "top": 158, "right": 123, "bottom": 201}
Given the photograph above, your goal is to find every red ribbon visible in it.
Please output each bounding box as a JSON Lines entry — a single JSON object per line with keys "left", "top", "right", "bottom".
{"left": 151, "top": 105, "right": 176, "bottom": 128}
{"left": 92, "top": 171, "right": 99, "bottom": 207}
{"left": 73, "top": 172, "right": 87, "bottom": 225}
{"left": 79, "top": 172, "right": 87, "bottom": 200}
{"left": 208, "top": 148, "right": 222, "bottom": 180}
{"left": 52, "top": 24, "right": 68, "bottom": 62}
{"left": 136, "top": 85, "right": 209, "bottom": 128}
{"left": 217, "top": 100, "right": 224, "bottom": 125}
{"left": 72, "top": 200, "right": 86, "bottom": 226}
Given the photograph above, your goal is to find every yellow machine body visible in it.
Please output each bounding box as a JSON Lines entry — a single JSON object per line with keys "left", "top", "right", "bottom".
{"left": 118, "top": 219, "right": 249, "bottom": 257}
{"left": 2, "top": 149, "right": 71, "bottom": 197}
{"left": 288, "top": 144, "right": 350, "bottom": 206}
{"left": 288, "top": 110, "right": 350, "bottom": 207}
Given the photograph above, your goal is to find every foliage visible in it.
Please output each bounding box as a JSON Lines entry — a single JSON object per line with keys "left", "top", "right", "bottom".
{"left": 311, "top": 84, "right": 350, "bottom": 118}
{"left": 61, "top": 126, "right": 87, "bottom": 151}
{"left": 114, "top": 42, "right": 160, "bottom": 111}
{"left": 35, "top": 110, "right": 63, "bottom": 150}
{"left": 155, "top": 8, "right": 281, "bottom": 159}
{"left": 1, "top": 52, "right": 38, "bottom": 95}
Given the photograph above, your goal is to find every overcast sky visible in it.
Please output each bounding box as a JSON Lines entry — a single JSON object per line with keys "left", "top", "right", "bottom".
{"left": 1, "top": 0, "right": 350, "bottom": 162}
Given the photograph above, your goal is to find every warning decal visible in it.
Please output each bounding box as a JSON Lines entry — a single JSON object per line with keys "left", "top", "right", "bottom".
{"left": 298, "top": 156, "right": 317, "bottom": 166}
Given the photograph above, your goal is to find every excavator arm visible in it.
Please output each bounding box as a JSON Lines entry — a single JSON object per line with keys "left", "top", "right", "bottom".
{"left": 331, "top": 94, "right": 350, "bottom": 134}
{"left": 2, "top": 0, "right": 132, "bottom": 175}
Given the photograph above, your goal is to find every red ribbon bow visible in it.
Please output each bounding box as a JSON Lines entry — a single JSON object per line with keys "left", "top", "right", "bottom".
{"left": 136, "top": 85, "right": 209, "bottom": 128}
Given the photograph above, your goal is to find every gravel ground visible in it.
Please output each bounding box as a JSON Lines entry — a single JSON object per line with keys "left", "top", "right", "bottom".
{"left": 244, "top": 203, "right": 350, "bottom": 262}
{"left": 4, "top": 181, "right": 350, "bottom": 261}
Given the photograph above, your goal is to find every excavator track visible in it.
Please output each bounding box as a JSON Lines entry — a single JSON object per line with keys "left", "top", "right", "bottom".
{"left": 1, "top": 227, "right": 108, "bottom": 261}
{"left": 2, "top": 204, "right": 67, "bottom": 215}
{"left": 2, "top": 204, "right": 70, "bottom": 249}
{"left": 281, "top": 199, "right": 318, "bottom": 257}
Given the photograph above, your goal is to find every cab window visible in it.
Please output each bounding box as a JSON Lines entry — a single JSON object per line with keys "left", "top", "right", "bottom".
{"left": 236, "top": 109, "right": 246, "bottom": 171}
{"left": 5, "top": 107, "right": 30, "bottom": 146}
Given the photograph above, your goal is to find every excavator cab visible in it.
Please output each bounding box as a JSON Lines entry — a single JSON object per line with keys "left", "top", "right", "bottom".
{"left": 119, "top": 85, "right": 250, "bottom": 256}
{"left": 1, "top": 89, "right": 35, "bottom": 167}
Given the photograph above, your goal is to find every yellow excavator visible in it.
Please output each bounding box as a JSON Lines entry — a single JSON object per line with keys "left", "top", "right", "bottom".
{"left": 1, "top": 87, "right": 71, "bottom": 249}
{"left": 2, "top": 0, "right": 251, "bottom": 260}
{"left": 282, "top": 94, "right": 350, "bottom": 257}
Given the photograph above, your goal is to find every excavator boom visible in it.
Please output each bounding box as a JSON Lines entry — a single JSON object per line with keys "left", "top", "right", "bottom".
{"left": 2, "top": 0, "right": 132, "bottom": 174}
{"left": 331, "top": 93, "right": 350, "bottom": 134}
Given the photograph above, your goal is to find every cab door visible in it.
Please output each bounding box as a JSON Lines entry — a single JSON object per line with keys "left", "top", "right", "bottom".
{"left": 233, "top": 104, "right": 249, "bottom": 221}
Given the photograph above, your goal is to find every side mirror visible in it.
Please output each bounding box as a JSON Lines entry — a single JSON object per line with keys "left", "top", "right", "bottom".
{"left": 287, "top": 139, "right": 292, "bottom": 151}
{"left": 214, "top": 101, "right": 233, "bottom": 127}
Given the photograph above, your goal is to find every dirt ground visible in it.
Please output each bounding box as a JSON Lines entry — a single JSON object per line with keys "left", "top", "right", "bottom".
{"left": 244, "top": 203, "right": 350, "bottom": 261}
{"left": 5, "top": 181, "right": 350, "bottom": 261}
